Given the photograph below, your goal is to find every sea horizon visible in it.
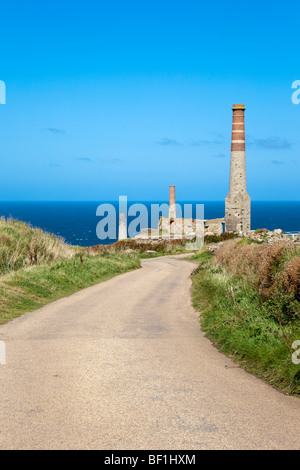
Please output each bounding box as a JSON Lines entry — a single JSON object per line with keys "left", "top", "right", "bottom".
{"left": 0, "top": 200, "right": 299, "bottom": 246}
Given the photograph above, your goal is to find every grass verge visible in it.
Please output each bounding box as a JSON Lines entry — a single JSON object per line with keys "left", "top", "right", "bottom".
{"left": 0, "top": 252, "right": 140, "bottom": 325}
{"left": 0, "top": 219, "right": 194, "bottom": 325}
{"left": 191, "top": 249, "right": 300, "bottom": 396}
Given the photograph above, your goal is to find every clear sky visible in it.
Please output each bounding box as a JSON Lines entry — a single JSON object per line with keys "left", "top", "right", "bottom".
{"left": 0, "top": 0, "right": 299, "bottom": 201}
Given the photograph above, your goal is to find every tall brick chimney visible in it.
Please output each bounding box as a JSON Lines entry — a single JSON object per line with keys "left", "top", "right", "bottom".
{"left": 169, "top": 185, "right": 176, "bottom": 222}
{"left": 225, "top": 104, "right": 251, "bottom": 233}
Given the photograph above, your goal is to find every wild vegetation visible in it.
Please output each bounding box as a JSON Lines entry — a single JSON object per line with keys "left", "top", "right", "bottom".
{"left": 0, "top": 218, "right": 74, "bottom": 275}
{"left": 191, "top": 239, "right": 300, "bottom": 395}
{"left": 84, "top": 238, "right": 189, "bottom": 256}
{"left": 204, "top": 232, "right": 239, "bottom": 244}
{"left": 0, "top": 219, "right": 191, "bottom": 324}
{"left": 0, "top": 219, "right": 141, "bottom": 324}
{"left": 215, "top": 239, "right": 300, "bottom": 323}
{"left": 5, "top": 217, "right": 299, "bottom": 396}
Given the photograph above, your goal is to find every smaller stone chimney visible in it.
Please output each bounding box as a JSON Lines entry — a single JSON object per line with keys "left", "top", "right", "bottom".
{"left": 169, "top": 185, "right": 176, "bottom": 222}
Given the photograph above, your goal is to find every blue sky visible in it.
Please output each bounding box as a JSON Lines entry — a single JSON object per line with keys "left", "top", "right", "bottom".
{"left": 0, "top": 0, "right": 299, "bottom": 201}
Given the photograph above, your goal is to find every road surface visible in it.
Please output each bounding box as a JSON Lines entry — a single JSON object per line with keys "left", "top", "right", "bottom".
{"left": 0, "top": 255, "right": 299, "bottom": 450}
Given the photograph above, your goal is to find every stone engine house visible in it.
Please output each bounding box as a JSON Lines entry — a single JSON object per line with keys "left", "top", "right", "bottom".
{"left": 157, "top": 104, "right": 251, "bottom": 239}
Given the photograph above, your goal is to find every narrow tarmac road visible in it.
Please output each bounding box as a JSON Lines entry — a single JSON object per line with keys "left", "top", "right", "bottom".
{"left": 0, "top": 255, "right": 299, "bottom": 450}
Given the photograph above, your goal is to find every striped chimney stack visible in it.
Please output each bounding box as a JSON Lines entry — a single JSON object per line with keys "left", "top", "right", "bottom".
{"left": 225, "top": 104, "right": 251, "bottom": 233}
{"left": 169, "top": 185, "right": 176, "bottom": 222}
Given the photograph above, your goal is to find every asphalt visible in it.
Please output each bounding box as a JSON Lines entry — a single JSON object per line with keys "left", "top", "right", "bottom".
{"left": 0, "top": 254, "right": 299, "bottom": 450}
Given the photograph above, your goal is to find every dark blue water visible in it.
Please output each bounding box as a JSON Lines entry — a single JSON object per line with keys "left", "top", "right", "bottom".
{"left": 0, "top": 201, "right": 299, "bottom": 247}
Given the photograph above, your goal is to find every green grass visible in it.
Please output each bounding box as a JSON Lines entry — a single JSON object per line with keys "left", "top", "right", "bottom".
{"left": 0, "top": 218, "right": 194, "bottom": 325}
{"left": 139, "top": 249, "right": 189, "bottom": 259}
{"left": 0, "top": 218, "right": 75, "bottom": 275}
{"left": 0, "top": 219, "right": 142, "bottom": 325}
{"left": 87, "top": 238, "right": 194, "bottom": 256}
{"left": 189, "top": 250, "right": 213, "bottom": 262}
{"left": 237, "top": 237, "right": 262, "bottom": 245}
{"left": 0, "top": 252, "right": 140, "bottom": 325}
{"left": 191, "top": 250, "right": 300, "bottom": 396}
{"left": 139, "top": 252, "right": 168, "bottom": 259}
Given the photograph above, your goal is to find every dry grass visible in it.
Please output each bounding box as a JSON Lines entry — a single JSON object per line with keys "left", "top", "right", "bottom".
{"left": 215, "top": 240, "right": 299, "bottom": 294}
{"left": 0, "top": 218, "right": 75, "bottom": 275}
{"left": 84, "top": 238, "right": 188, "bottom": 255}
{"left": 0, "top": 219, "right": 190, "bottom": 278}
{"left": 275, "top": 256, "right": 300, "bottom": 300}
{"left": 192, "top": 245, "right": 300, "bottom": 395}
{"left": 215, "top": 239, "right": 300, "bottom": 323}
{"left": 0, "top": 219, "right": 141, "bottom": 324}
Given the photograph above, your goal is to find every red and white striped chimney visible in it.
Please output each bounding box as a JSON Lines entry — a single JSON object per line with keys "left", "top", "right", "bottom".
{"left": 225, "top": 104, "right": 251, "bottom": 233}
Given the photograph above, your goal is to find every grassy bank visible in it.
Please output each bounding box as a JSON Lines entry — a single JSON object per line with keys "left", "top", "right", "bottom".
{"left": 0, "top": 219, "right": 192, "bottom": 325}
{"left": 0, "top": 252, "right": 140, "bottom": 325}
{"left": 0, "top": 219, "right": 141, "bottom": 325}
{"left": 0, "top": 218, "right": 75, "bottom": 274}
{"left": 85, "top": 238, "right": 192, "bottom": 257}
{"left": 191, "top": 241, "right": 300, "bottom": 396}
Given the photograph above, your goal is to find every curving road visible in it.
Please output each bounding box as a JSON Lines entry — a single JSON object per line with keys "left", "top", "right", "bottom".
{"left": 0, "top": 255, "right": 299, "bottom": 450}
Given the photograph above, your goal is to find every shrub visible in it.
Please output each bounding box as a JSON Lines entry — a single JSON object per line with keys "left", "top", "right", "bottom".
{"left": 85, "top": 238, "right": 188, "bottom": 255}
{"left": 214, "top": 239, "right": 300, "bottom": 325}
{"left": 204, "top": 232, "right": 238, "bottom": 244}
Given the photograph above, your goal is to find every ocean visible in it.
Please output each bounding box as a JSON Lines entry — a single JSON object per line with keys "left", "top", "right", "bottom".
{"left": 0, "top": 201, "right": 299, "bottom": 247}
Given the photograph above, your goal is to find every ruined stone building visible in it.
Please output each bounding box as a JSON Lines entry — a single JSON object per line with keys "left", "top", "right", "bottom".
{"left": 158, "top": 104, "right": 251, "bottom": 238}
{"left": 133, "top": 103, "right": 251, "bottom": 241}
